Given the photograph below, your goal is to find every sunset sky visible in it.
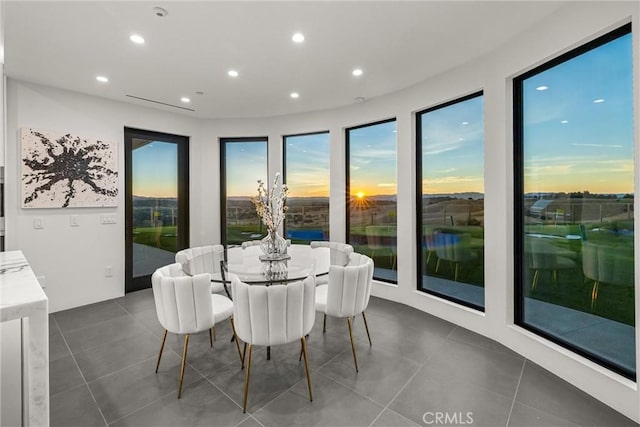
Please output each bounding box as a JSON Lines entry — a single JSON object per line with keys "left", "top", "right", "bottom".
{"left": 285, "top": 133, "right": 330, "bottom": 197}
{"left": 132, "top": 33, "right": 631, "bottom": 200}
{"left": 522, "top": 32, "right": 633, "bottom": 194}
{"left": 420, "top": 95, "right": 484, "bottom": 195}
{"left": 132, "top": 141, "right": 177, "bottom": 198}
{"left": 348, "top": 120, "right": 398, "bottom": 197}
{"left": 225, "top": 140, "right": 268, "bottom": 197}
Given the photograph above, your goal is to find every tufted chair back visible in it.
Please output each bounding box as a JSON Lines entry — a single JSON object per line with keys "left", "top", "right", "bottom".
{"left": 324, "top": 253, "right": 374, "bottom": 318}
{"left": 241, "top": 240, "right": 262, "bottom": 249}
{"left": 310, "top": 241, "right": 354, "bottom": 267}
{"left": 231, "top": 275, "right": 316, "bottom": 347}
{"left": 175, "top": 245, "right": 224, "bottom": 276}
{"left": 151, "top": 263, "right": 215, "bottom": 335}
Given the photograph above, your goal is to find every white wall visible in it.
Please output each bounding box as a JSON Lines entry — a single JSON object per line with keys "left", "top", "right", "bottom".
{"left": 5, "top": 82, "right": 200, "bottom": 312}
{"left": 4, "top": 0, "right": 639, "bottom": 421}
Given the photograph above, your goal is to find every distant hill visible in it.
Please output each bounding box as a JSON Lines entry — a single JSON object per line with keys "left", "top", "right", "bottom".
{"left": 424, "top": 192, "right": 484, "bottom": 200}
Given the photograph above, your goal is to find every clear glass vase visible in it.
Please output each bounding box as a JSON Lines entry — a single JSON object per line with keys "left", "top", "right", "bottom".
{"left": 259, "top": 230, "right": 287, "bottom": 258}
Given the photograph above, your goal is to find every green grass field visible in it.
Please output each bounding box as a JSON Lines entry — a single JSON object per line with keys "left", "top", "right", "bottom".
{"left": 133, "top": 226, "right": 178, "bottom": 252}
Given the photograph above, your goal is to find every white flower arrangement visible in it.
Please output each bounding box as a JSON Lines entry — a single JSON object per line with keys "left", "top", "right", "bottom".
{"left": 252, "top": 173, "right": 289, "bottom": 234}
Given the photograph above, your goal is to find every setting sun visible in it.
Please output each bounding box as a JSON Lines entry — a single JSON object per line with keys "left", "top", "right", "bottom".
{"left": 356, "top": 191, "right": 365, "bottom": 199}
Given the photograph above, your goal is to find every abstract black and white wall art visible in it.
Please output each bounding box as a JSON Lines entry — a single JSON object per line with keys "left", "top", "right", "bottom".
{"left": 21, "top": 128, "right": 118, "bottom": 208}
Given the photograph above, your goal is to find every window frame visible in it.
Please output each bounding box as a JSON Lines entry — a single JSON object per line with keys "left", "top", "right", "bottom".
{"left": 282, "top": 130, "right": 331, "bottom": 242}
{"left": 345, "top": 117, "right": 398, "bottom": 284}
{"left": 415, "top": 91, "right": 485, "bottom": 311}
{"left": 219, "top": 136, "right": 269, "bottom": 247}
{"left": 513, "top": 23, "right": 634, "bottom": 380}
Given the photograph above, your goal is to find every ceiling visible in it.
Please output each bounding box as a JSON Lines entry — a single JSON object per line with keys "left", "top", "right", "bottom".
{"left": 4, "top": 1, "right": 567, "bottom": 119}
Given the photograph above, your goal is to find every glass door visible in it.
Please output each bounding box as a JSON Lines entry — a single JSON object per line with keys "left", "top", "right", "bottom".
{"left": 125, "top": 128, "right": 189, "bottom": 293}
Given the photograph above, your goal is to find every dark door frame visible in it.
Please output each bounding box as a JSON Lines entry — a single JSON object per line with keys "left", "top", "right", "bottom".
{"left": 124, "top": 127, "right": 190, "bottom": 293}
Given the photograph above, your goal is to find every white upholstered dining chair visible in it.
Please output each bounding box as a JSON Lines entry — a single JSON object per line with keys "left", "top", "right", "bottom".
{"left": 231, "top": 274, "right": 316, "bottom": 413}
{"left": 310, "top": 241, "right": 354, "bottom": 285}
{"left": 315, "top": 252, "right": 374, "bottom": 372}
{"left": 151, "top": 263, "right": 243, "bottom": 398}
{"left": 175, "top": 245, "right": 227, "bottom": 295}
{"left": 310, "top": 241, "right": 353, "bottom": 266}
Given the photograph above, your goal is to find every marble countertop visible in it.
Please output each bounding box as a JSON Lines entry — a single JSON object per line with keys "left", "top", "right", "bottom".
{"left": 0, "top": 250, "right": 48, "bottom": 322}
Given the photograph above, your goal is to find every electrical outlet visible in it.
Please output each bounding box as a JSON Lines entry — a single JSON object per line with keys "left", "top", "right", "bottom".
{"left": 33, "top": 218, "right": 44, "bottom": 229}
{"left": 70, "top": 215, "right": 79, "bottom": 227}
{"left": 104, "top": 266, "right": 113, "bottom": 277}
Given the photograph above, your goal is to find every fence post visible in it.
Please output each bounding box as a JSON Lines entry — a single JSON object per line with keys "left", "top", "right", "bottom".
{"left": 599, "top": 204, "right": 603, "bottom": 223}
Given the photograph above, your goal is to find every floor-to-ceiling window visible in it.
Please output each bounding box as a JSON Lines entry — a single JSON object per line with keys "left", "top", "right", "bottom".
{"left": 220, "top": 137, "right": 268, "bottom": 246}
{"left": 417, "top": 92, "right": 485, "bottom": 310}
{"left": 346, "top": 119, "right": 397, "bottom": 283}
{"left": 514, "top": 24, "right": 634, "bottom": 378}
{"left": 125, "top": 128, "right": 189, "bottom": 293}
{"left": 283, "top": 131, "right": 330, "bottom": 243}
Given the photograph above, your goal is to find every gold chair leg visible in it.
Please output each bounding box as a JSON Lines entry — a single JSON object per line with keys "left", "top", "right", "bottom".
{"left": 435, "top": 259, "right": 441, "bottom": 273}
{"left": 426, "top": 251, "right": 432, "bottom": 266}
{"left": 242, "top": 344, "right": 253, "bottom": 413}
{"left": 178, "top": 334, "right": 190, "bottom": 398}
{"left": 242, "top": 342, "right": 247, "bottom": 369}
{"left": 322, "top": 313, "right": 327, "bottom": 334}
{"left": 230, "top": 318, "right": 244, "bottom": 365}
{"left": 209, "top": 328, "right": 214, "bottom": 348}
{"left": 346, "top": 317, "right": 359, "bottom": 372}
{"left": 301, "top": 337, "right": 313, "bottom": 401}
{"left": 362, "top": 312, "right": 372, "bottom": 346}
{"left": 531, "top": 270, "right": 539, "bottom": 291}
{"left": 591, "top": 281, "right": 599, "bottom": 312}
{"left": 155, "top": 329, "right": 168, "bottom": 373}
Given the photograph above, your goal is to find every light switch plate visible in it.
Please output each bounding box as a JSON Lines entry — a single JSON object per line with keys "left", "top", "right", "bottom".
{"left": 33, "top": 218, "right": 44, "bottom": 229}
{"left": 100, "top": 214, "right": 117, "bottom": 224}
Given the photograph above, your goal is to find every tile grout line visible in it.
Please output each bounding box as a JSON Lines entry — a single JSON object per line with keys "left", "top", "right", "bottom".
{"left": 505, "top": 359, "right": 527, "bottom": 427}
{"left": 56, "top": 301, "right": 185, "bottom": 426}
{"left": 115, "top": 295, "right": 256, "bottom": 417}
{"left": 193, "top": 363, "right": 246, "bottom": 412}
{"left": 107, "top": 388, "right": 177, "bottom": 426}
{"left": 53, "top": 300, "right": 130, "bottom": 334}
{"left": 248, "top": 348, "right": 348, "bottom": 415}
{"left": 106, "top": 298, "right": 209, "bottom": 425}
{"left": 53, "top": 316, "right": 110, "bottom": 426}
{"left": 369, "top": 345, "right": 437, "bottom": 427}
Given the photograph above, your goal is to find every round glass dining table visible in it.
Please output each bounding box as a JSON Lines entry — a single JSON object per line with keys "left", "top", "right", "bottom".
{"left": 211, "top": 244, "right": 330, "bottom": 285}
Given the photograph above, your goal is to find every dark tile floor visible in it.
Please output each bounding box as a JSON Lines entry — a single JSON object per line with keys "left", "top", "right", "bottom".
{"left": 49, "top": 289, "right": 637, "bottom": 427}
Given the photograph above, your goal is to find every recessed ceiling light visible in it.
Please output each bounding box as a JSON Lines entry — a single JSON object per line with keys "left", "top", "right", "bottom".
{"left": 228, "top": 70, "right": 239, "bottom": 77}
{"left": 593, "top": 98, "right": 605, "bottom": 103}
{"left": 152, "top": 7, "right": 168, "bottom": 17}
{"left": 290, "top": 92, "right": 300, "bottom": 99}
{"left": 561, "top": 120, "right": 569, "bottom": 124}
{"left": 352, "top": 68, "right": 363, "bottom": 77}
{"left": 130, "top": 34, "right": 145, "bottom": 44}
{"left": 536, "top": 85, "right": 549, "bottom": 91}
{"left": 96, "top": 75, "right": 109, "bottom": 83}
{"left": 181, "top": 97, "right": 190, "bottom": 103}
{"left": 458, "top": 138, "right": 464, "bottom": 141}
{"left": 292, "top": 32, "right": 305, "bottom": 43}
{"left": 462, "top": 121, "right": 469, "bottom": 125}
